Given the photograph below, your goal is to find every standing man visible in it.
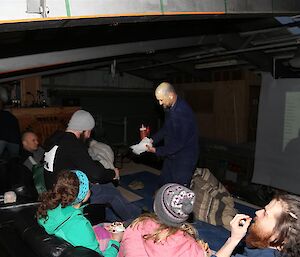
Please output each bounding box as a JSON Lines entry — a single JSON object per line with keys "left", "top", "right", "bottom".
{"left": 43, "top": 109, "right": 141, "bottom": 221}
{"left": 0, "top": 87, "right": 21, "bottom": 159}
{"left": 213, "top": 193, "right": 300, "bottom": 257}
{"left": 147, "top": 82, "right": 199, "bottom": 187}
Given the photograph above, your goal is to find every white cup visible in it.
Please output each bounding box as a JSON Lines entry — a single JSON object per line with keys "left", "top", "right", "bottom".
{"left": 4, "top": 191, "right": 17, "bottom": 204}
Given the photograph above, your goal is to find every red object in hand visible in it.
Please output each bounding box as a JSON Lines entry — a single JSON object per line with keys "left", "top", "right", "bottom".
{"left": 140, "top": 124, "right": 147, "bottom": 140}
{"left": 146, "top": 126, "right": 150, "bottom": 137}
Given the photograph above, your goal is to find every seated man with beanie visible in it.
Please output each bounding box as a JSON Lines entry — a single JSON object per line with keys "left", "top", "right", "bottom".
{"left": 43, "top": 109, "right": 141, "bottom": 221}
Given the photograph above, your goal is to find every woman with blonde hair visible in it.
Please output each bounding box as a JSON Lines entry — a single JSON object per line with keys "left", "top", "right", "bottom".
{"left": 120, "top": 183, "right": 208, "bottom": 257}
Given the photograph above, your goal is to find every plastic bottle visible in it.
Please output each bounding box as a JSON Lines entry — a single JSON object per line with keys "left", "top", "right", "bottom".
{"left": 146, "top": 126, "right": 150, "bottom": 137}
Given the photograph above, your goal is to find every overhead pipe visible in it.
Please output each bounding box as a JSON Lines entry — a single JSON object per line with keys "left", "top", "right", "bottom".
{"left": 0, "top": 36, "right": 203, "bottom": 74}
{"left": 264, "top": 46, "right": 298, "bottom": 53}
{"left": 251, "top": 35, "right": 300, "bottom": 46}
{"left": 123, "top": 39, "right": 300, "bottom": 72}
{"left": 239, "top": 21, "right": 300, "bottom": 37}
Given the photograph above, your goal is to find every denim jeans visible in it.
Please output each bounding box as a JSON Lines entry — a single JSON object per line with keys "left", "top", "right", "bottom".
{"left": 90, "top": 182, "right": 141, "bottom": 221}
{"left": 158, "top": 154, "right": 197, "bottom": 188}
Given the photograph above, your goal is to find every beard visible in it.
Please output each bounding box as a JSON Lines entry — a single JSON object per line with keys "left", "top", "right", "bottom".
{"left": 79, "top": 131, "right": 88, "bottom": 143}
{"left": 245, "top": 221, "right": 273, "bottom": 249}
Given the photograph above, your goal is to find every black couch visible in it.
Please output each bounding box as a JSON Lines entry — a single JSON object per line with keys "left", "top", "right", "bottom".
{"left": 0, "top": 156, "right": 109, "bottom": 257}
{"left": 0, "top": 202, "right": 106, "bottom": 257}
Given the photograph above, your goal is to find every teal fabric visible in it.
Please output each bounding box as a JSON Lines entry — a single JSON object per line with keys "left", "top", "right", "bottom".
{"left": 38, "top": 204, "right": 119, "bottom": 256}
{"left": 32, "top": 164, "right": 47, "bottom": 194}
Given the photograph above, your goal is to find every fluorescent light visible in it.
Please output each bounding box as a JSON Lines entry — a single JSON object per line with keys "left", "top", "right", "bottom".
{"left": 178, "top": 47, "right": 225, "bottom": 58}
{"left": 194, "top": 59, "right": 241, "bottom": 69}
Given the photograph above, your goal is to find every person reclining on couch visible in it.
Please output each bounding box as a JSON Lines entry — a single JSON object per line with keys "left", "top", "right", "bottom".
{"left": 37, "top": 169, "right": 123, "bottom": 256}
{"left": 213, "top": 193, "right": 300, "bottom": 257}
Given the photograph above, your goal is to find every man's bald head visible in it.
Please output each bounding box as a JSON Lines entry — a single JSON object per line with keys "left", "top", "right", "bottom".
{"left": 22, "top": 131, "right": 39, "bottom": 152}
{"left": 155, "top": 82, "right": 176, "bottom": 95}
{"left": 155, "top": 82, "right": 177, "bottom": 109}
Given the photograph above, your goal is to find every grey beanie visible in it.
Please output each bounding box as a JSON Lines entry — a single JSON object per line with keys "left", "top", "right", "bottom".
{"left": 153, "top": 183, "right": 195, "bottom": 227}
{"left": 67, "top": 110, "right": 95, "bottom": 131}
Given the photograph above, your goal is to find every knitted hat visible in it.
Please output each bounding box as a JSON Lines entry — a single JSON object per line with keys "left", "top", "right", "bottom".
{"left": 72, "top": 170, "right": 89, "bottom": 204}
{"left": 153, "top": 183, "right": 195, "bottom": 227}
{"left": 67, "top": 110, "right": 95, "bottom": 131}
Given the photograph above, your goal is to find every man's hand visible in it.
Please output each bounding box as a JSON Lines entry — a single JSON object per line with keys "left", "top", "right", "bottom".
{"left": 114, "top": 168, "right": 120, "bottom": 180}
{"left": 214, "top": 214, "right": 252, "bottom": 257}
{"left": 230, "top": 214, "right": 252, "bottom": 242}
{"left": 146, "top": 144, "right": 156, "bottom": 153}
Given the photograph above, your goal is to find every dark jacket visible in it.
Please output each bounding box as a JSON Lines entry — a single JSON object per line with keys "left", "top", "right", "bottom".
{"left": 43, "top": 131, "right": 115, "bottom": 189}
{"left": 20, "top": 146, "right": 45, "bottom": 171}
{"left": 152, "top": 97, "right": 198, "bottom": 160}
{"left": 0, "top": 110, "right": 20, "bottom": 144}
{"left": 152, "top": 97, "right": 199, "bottom": 186}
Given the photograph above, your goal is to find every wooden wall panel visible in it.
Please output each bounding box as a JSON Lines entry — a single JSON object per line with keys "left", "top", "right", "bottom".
{"left": 184, "top": 90, "right": 214, "bottom": 113}
{"left": 20, "top": 76, "right": 41, "bottom": 107}
{"left": 11, "top": 107, "right": 80, "bottom": 145}
{"left": 175, "top": 76, "right": 251, "bottom": 143}
{"left": 197, "top": 113, "right": 216, "bottom": 139}
{"left": 214, "top": 81, "right": 249, "bottom": 143}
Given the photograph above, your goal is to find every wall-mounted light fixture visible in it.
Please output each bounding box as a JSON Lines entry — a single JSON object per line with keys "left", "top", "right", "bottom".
{"left": 26, "top": 0, "right": 49, "bottom": 18}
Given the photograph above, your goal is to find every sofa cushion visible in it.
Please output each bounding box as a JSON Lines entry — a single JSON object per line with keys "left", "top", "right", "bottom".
{"left": 0, "top": 225, "right": 38, "bottom": 257}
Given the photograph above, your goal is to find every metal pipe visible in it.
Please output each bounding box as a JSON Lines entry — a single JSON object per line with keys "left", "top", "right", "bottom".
{"left": 264, "top": 46, "right": 297, "bottom": 53}
{"left": 273, "top": 57, "right": 276, "bottom": 78}
{"left": 251, "top": 35, "right": 300, "bottom": 46}
{"left": 240, "top": 27, "right": 286, "bottom": 37}
{"left": 239, "top": 21, "right": 300, "bottom": 37}
{"left": 123, "top": 39, "right": 300, "bottom": 72}
{"left": 124, "top": 116, "right": 127, "bottom": 146}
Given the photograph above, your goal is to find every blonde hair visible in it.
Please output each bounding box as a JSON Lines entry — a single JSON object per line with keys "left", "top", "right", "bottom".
{"left": 130, "top": 213, "right": 198, "bottom": 243}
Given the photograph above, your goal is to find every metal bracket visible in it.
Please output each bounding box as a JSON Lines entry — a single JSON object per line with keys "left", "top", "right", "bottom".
{"left": 26, "top": 0, "right": 48, "bottom": 18}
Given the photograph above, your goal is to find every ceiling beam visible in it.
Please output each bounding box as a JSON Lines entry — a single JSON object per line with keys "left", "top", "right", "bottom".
{"left": 0, "top": 36, "right": 203, "bottom": 74}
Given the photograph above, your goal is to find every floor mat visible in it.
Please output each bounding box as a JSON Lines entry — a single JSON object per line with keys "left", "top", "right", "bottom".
{"left": 117, "top": 186, "right": 143, "bottom": 203}
{"left": 120, "top": 171, "right": 159, "bottom": 209}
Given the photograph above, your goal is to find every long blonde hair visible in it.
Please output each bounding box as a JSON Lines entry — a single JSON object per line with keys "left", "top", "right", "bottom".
{"left": 130, "top": 213, "right": 198, "bottom": 243}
